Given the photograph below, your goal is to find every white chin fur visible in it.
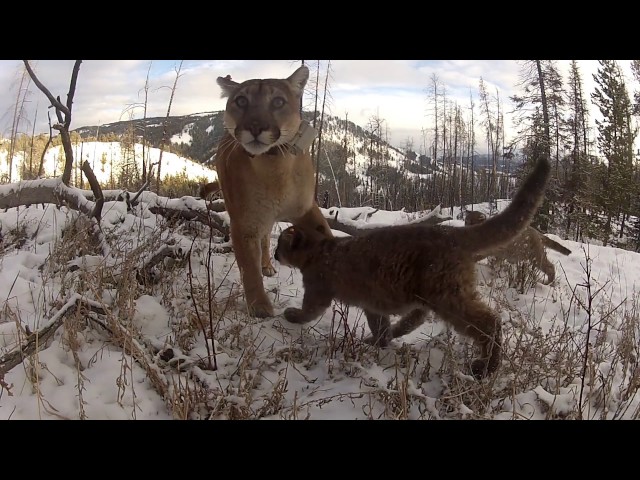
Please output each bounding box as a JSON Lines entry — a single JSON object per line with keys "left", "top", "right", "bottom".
{"left": 242, "top": 142, "right": 272, "bottom": 156}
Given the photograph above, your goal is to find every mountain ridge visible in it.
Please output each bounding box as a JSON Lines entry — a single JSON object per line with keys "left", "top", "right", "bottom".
{"left": 72, "top": 110, "right": 511, "bottom": 173}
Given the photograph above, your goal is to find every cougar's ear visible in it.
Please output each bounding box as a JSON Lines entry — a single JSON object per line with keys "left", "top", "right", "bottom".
{"left": 217, "top": 75, "right": 240, "bottom": 98}
{"left": 287, "top": 65, "right": 309, "bottom": 95}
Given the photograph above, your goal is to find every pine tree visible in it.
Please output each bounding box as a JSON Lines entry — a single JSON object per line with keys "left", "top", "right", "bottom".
{"left": 591, "top": 60, "right": 638, "bottom": 245}
{"left": 510, "top": 60, "right": 566, "bottom": 232}
{"left": 563, "top": 60, "right": 592, "bottom": 241}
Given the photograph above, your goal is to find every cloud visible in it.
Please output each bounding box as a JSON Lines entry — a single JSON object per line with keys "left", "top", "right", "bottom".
{"left": 1, "top": 60, "right": 636, "bottom": 156}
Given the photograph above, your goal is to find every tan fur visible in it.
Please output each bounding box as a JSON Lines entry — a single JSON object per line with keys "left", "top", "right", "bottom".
{"left": 215, "top": 65, "right": 332, "bottom": 318}
{"left": 465, "top": 210, "right": 571, "bottom": 284}
{"left": 274, "top": 157, "right": 551, "bottom": 379}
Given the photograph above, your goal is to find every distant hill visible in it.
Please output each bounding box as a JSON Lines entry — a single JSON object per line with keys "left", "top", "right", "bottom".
{"left": 73, "top": 110, "right": 522, "bottom": 174}
{"left": 69, "top": 110, "right": 526, "bottom": 210}
{"left": 73, "top": 111, "right": 225, "bottom": 168}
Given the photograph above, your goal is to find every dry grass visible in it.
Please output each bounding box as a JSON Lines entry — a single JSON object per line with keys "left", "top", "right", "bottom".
{"left": 1, "top": 205, "right": 640, "bottom": 420}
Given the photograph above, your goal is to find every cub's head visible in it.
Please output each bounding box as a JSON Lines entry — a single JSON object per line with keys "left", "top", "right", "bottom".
{"left": 217, "top": 66, "right": 309, "bottom": 156}
{"left": 465, "top": 210, "right": 487, "bottom": 226}
{"left": 274, "top": 226, "right": 316, "bottom": 268}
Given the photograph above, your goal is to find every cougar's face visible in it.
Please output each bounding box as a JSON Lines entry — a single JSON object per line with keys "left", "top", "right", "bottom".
{"left": 217, "top": 66, "right": 309, "bottom": 156}
{"left": 222, "top": 79, "right": 303, "bottom": 156}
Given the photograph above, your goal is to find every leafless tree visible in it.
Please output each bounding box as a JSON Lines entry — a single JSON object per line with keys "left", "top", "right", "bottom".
{"left": 155, "top": 61, "right": 184, "bottom": 194}
{"left": 23, "top": 60, "right": 82, "bottom": 186}
{"left": 6, "top": 66, "right": 32, "bottom": 183}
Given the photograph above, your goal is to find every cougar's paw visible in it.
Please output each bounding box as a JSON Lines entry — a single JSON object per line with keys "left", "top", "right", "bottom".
{"left": 248, "top": 302, "right": 274, "bottom": 318}
{"left": 284, "top": 307, "right": 310, "bottom": 324}
{"left": 262, "top": 265, "right": 277, "bottom": 277}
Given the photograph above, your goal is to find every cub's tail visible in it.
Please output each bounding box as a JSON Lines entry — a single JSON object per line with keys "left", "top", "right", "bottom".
{"left": 455, "top": 156, "right": 551, "bottom": 257}
{"left": 540, "top": 234, "right": 572, "bottom": 255}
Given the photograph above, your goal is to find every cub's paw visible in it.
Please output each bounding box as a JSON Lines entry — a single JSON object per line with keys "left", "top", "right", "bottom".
{"left": 284, "top": 307, "right": 310, "bottom": 324}
{"left": 262, "top": 265, "right": 277, "bottom": 277}
{"left": 249, "top": 302, "right": 275, "bottom": 318}
{"left": 471, "top": 358, "right": 500, "bottom": 380}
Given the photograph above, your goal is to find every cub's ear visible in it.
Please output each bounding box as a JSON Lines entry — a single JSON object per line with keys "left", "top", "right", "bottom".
{"left": 289, "top": 227, "right": 306, "bottom": 250}
{"left": 217, "top": 75, "right": 240, "bottom": 98}
{"left": 287, "top": 65, "right": 309, "bottom": 95}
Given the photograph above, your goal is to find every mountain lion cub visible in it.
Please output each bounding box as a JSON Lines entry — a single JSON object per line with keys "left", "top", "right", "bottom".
{"left": 215, "top": 65, "right": 332, "bottom": 318}
{"left": 274, "top": 157, "right": 551, "bottom": 378}
{"left": 464, "top": 210, "right": 571, "bottom": 284}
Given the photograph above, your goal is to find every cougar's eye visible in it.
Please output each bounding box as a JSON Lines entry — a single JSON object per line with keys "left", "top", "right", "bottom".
{"left": 271, "top": 97, "right": 286, "bottom": 109}
{"left": 235, "top": 96, "right": 248, "bottom": 108}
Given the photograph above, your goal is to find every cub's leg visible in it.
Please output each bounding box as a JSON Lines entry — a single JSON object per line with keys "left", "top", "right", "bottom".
{"left": 391, "top": 309, "right": 428, "bottom": 339}
{"left": 538, "top": 254, "right": 556, "bottom": 284}
{"left": 293, "top": 204, "right": 333, "bottom": 241}
{"left": 431, "top": 296, "right": 502, "bottom": 379}
{"left": 261, "top": 232, "right": 276, "bottom": 277}
{"left": 284, "top": 284, "right": 333, "bottom": 324}
{"left": 363, "top": 311, "right": 392, "bottom": 347}
{"left": 231, "top": 224, "right": 274, "bottom": 318}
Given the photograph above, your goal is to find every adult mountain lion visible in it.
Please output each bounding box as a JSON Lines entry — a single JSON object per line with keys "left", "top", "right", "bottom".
{"left": 274, "top": 156, "right": 551, "bottom": 379}
{"left": 215, "top": 65, "right": 332, "bottom": 318}
{"left": 464, "top": 210, "right": 571, "bottom": 284}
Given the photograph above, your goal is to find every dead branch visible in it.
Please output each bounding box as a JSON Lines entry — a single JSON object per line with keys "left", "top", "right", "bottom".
{"left": 0, "top": 294, "right": 106, "bottom": 377}
{"left": 38, "top": 111, "right": 54, "bottom": 178}
{"left": 0, "top": 178, "right": 229, "bottom": 242}
{"left": 323, "top": 206, "right": 452, "bottom": 237}
{"left": 0, "top": 178, "right": 96, "bottom": 216}
{"left": 130, "top": 179, "right": 152, "bottom": 205}
{"left": 0, "top": 292, "right": 172, "bottom": 412}
{"left": 103, "top": 316, "right": 171, "bottom": 402}
{"left": 23, "top": 60, "right": 82, "bottom": 185}
{"left": 136, "top": 244, "right": 185, "bottom": 285}
{"left": 406, "top": 205, "right": 453, "bottom": 225}
{"left": 81, "top": 160, "right": 104, "bottom": 221}
{"left": 155, "top": 61, "right": 184, "bottom": 195}
{"left": 148, "top": 205, "right": 229, "bottom": 237}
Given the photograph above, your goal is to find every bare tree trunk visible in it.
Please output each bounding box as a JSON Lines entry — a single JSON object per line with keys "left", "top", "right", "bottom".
{"left": 141, "top": 62, "right": 152, "bottom": 186}
{"left": 536, "top": 60, "right": 552, "bottom": 159}
{"left": 427, "top": 74, "right": 441, "bottom": 168}
{"left": 155, "top": 61, "right": 183, "bottom": 194}
{"left": 469, "top": 90, "right": 476, "bottom": 207}
{"left": 7, "top": 68, "right": 30, "bottom": 183}
{"left": 23, "top": 60, "right": 82, "bottom": 186}
{"left": 28, "top": 108, "right": 37, "bottom": 179}
{"left": 314, "top": 61, "right": 331, "bottom": 199}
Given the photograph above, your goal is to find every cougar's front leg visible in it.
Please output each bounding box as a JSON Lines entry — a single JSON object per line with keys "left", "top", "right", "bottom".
{"left": 261, "top": 232, "right": 276, "bottom": 277}
{"left": 231, "top": 225, "right": 274, "bottom": 318}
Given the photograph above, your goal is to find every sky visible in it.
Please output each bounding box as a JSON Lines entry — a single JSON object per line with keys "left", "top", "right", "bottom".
{"left": 1, "top": 141, "right": 640, "bottom": 419}
{"left": 1, "top": 60, "right": 636, "bottom": 155}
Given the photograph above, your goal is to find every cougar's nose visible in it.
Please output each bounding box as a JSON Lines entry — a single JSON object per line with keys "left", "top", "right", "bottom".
{"left": 249, "top": 120, "right": 266, "bottom": 138}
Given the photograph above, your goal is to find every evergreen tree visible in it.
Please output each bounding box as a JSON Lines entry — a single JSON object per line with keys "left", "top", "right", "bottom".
{"left": 591, "top": 60, "right": 638, "bottom": 245}
{"left": 510, "top": 60, "right": 567, "bottom": 232}
{"left": 563, "top": 60, "right": 591, "bottom": 241}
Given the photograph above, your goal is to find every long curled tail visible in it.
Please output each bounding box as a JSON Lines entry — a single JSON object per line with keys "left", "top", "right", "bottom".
{"left": 455, "top": 156, "right": 551, "bottom": 256}
{"left": 540, "top": 234, "right": 572, "bottom": 255}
